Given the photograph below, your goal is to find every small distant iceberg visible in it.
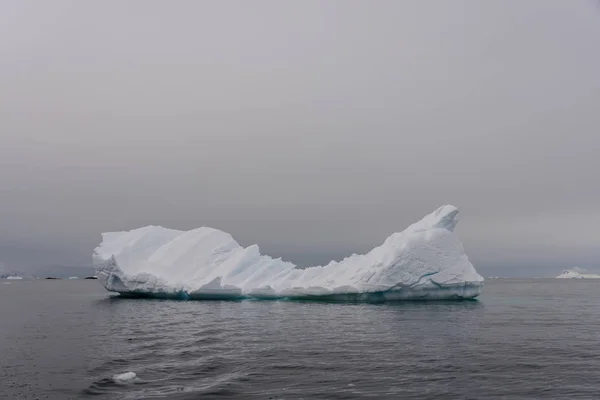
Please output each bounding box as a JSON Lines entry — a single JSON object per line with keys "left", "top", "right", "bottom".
{"left": 93, "top": 205, "right": 484, "bottom": 301}
{"left": 556, "top": 269, "right": 600, "bottom": 279}
{"left": 68, "top": 276, "right": 80, "bottom": 280}
{"left": 5, "top": 275, "right": 23, "bottom": 280}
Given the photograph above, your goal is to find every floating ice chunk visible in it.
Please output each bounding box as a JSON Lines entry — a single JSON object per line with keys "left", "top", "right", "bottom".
{"left": 93, "top": 205, "right": 484, "bottom": 301}
{"left": 112, "top": 372, "right": 136, "bottom": 382}
{"left": 556, "top": 270, "right": 600, "bottom": 279}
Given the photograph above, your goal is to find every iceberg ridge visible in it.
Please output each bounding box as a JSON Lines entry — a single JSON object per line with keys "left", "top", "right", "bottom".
{"left": 93, "top": 205, "right": 484, "bottom": 301}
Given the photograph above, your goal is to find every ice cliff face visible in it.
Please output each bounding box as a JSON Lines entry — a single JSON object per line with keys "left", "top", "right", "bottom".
{"left": 93, "top": 205, "right": 484, "bottom": 301}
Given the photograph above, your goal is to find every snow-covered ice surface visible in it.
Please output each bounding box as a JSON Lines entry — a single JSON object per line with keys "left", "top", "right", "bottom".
{"left": 556, "top": 270, "right": 600, "bottom": 279}
{"left": 93, "top": 205, "right": 484, "bottom": 301}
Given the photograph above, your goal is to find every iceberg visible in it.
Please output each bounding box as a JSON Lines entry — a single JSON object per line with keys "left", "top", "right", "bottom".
{"left": 556, "top": 270, "right": 600, "bottom": 279}
{"left": 93, "top": 205, "right": 483, "bottom": 301}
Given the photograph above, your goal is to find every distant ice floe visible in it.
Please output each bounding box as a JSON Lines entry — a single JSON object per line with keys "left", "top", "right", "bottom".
{"left": 93, "top": 205, "right": 484, "bottom": 301}
{"left": 556, "top": 270, "right": 600, "bottom": 279}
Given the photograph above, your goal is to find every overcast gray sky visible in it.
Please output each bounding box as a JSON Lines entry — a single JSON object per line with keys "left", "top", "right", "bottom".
{"left": 1, "top": 0, "right": 599, "bottom": 276}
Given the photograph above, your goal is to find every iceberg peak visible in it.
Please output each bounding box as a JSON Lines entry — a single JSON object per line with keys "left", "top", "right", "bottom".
{"left": 93, "top": 205, "right": 483, "bottom": 301}
{"left": 407, "top": 205, "right": 460, "bottom": 233}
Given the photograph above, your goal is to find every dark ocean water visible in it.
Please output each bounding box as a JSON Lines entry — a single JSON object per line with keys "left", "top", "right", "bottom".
{"left": 1, "top": 279, "right": 600, "bottom": 399}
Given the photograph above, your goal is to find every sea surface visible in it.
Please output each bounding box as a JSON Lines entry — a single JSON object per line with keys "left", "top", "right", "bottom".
{"left": 1, "top": 279, "right": 600, "bottom": 399}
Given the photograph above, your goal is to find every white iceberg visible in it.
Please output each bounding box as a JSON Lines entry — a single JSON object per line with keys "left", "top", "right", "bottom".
{"left": 93, "top": 205, "right": 483, "bottom": 301}
{"left": 5, "top": 275, "right": 23, "bottom": 280}
{"left": 556, "top": 270, "right": 600, "bottom": 279}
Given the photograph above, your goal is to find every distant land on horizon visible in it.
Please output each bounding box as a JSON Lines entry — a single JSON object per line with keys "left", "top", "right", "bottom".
{"left": 0, "top": 264, "right": 95, "bottom": 279}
